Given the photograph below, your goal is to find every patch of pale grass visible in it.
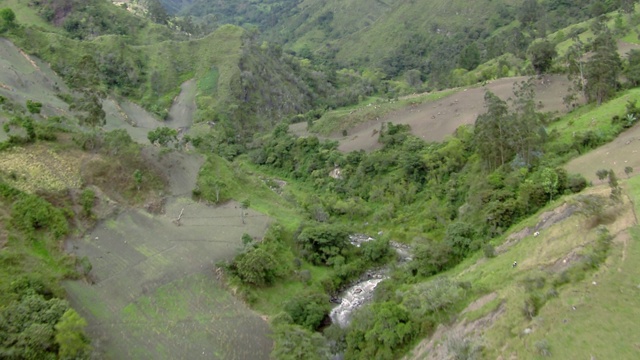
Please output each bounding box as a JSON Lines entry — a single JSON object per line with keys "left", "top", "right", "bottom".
{"left": 0, "top": 145, "right": 83, "bottom": 193}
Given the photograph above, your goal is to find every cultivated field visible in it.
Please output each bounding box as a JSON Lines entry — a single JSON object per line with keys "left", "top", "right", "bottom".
{"left": 64, "top": 81, "right": 275, "bottom": 358}
{"left": 292, "top": 75, "right": 574, "bottom": 153}
{"left": 65, "top": 197, "right": 273, "bottom": 359}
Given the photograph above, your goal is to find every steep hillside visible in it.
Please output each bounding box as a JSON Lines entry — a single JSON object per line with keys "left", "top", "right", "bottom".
{"left": 405, "top": 181, "right": 640, "bottom": 359}
{"left": 174, "top": 0, "right": 600, "bottom": 87}
{"left": 3, "top": 0, "right": 340, "bottom": 140}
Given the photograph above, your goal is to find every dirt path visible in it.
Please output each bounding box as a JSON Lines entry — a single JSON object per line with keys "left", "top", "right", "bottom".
{"left": 166, "top": 79, "right": 197, "bottom": 130}
{"left": 334, "top": 75, "right": 572, "bottom": 152}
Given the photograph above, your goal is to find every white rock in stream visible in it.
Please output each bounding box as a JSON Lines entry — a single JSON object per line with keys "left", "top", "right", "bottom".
{"left": 330, "top": 277, "right": 386, "bottom": 327}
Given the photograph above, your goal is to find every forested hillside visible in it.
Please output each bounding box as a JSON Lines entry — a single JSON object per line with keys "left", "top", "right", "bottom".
{"left": 2, "top": 0, "right": 640, "bottom": 359}
{"left": 170, "top": 0, "right": 626, "bottom": 89}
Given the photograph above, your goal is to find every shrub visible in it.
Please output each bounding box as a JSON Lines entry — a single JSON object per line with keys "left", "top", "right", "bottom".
{"left": 361, "top": 237, "right": 391, "bottom": 263}
{"left": 345, "top": 301, "right": 417, "bottom": 359}
{"left": 566, "top": 173, "right": 588, "bottom": 193}
{"left": 296, "top": 224, "right": 351, "bottom": 265}
{"left": 534, "top": 339, "right": 551, "bottom": 357}
{"left": 233, "top": 246, "right": 281, "bottom": 286}
{"left": 241, "top": 233, "right": 253, "bottom": 246}
{"left": 11, "top": 194, "right": 69, "bottom": 239}
{"left": 483, "top": 243, "right": 496, "bottom": 258}
{"left": 271, "top": 324, "right": 331, "bottom": 360}
{"left": 447, "top": 332, "right": 483, "bottom": 360}
{"left": 147, "top": 126, "right": 178, "bottom": 147}
{"left": 0, "top": 293, "right": 75, "bottom": 359}
{"left": 522, "top": 292, "right": 545, "bottom": 320}
{"left": 402, "top": 277, "right": 464, "bottom": 320}
{"left": 80, "top": 189, "right": 95, "bottom": 218}
{"left": 411, "top": 240, "right": 455, "bottom": 277}
{"left": 26, "top": 100, "right": 43, "bottom": 114}
{"left": 284, "top": 291, "right": 330, "bottom": 330}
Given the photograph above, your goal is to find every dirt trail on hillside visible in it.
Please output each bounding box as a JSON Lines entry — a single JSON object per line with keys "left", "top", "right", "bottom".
{"left": 166, "top": 79, "right": 197, "bottom": 130}
{"left": 334, "top": 75, "right": 572, "bottom": 152}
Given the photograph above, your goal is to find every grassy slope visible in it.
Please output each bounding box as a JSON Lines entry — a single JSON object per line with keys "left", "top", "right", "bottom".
{"left": 334, "top": 0, "right": 509, "bottom": 65}
{"left": 548, "top": 88, "right": 640, "bottom": 144}
{"left": 404, "top": 182, "right": 640, "bottom": 359}
{"left": 477, "top": 182, "right": 639, "bottom": 359}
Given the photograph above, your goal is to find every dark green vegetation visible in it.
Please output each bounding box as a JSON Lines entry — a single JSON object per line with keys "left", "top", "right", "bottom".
{"left": 0, "top": 180, "right": 87, "bottom": 358}
{"left": 2, "top": 0, "right": 640, "bottom": 359}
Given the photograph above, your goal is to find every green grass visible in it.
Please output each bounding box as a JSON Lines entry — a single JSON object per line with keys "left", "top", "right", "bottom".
{"left": 115, "top": 273, "right": 272, "bottom": 359}
{"left": 198, "top": 154, "right": 305, "bottom": 233}
{"left": 197, "top": 66, "right": 219, "bottom": 94}
{"left": 510, "top": 181, "right": 640, "bottom": 359}
{"left": 3, "top": 0, "right": 64, "bottom": 34}
{"left": 0, "top": 203, "right": 76, "bottom": 305}
{"left": 251, "top": 263, "right": 333, "bottom": 315}
{"left": 547, "top": 88, "right": 640, "bottom": 143}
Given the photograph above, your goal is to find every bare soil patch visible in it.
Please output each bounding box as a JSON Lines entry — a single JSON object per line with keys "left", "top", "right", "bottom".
{"left": 66, "top": 79, "right": 274, "bottom": 358}
{"left": 462, "top": 292, "right": 498, "bottom": 314}
{"left": 336, "top": 75, "right": 572, "bottom": 152}
{"left": 140, "top": 147, "right": 204, "bottom": 197}
{"left": 102, "top": 97, "right": 163, "bottom": 144}
{"left": 0, "top": 39, "right": 72, "bottom": 118}
{"left": 565, "top": 122, "right": 640, "bottom": 183}
{"left": 166, "top": 79, "right": 197, "bottom": 130}
{"left": 617, "top": 40, "right": 640, "bottom": 57}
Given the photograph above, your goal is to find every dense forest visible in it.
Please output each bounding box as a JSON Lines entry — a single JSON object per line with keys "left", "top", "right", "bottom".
{"left": 1, "top": 0, "right": 640, "bottom": 359}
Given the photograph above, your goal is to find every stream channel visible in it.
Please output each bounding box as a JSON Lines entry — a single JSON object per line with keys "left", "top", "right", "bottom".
{"left": 329, "top": 235, "right": 412, "bottom": 327}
